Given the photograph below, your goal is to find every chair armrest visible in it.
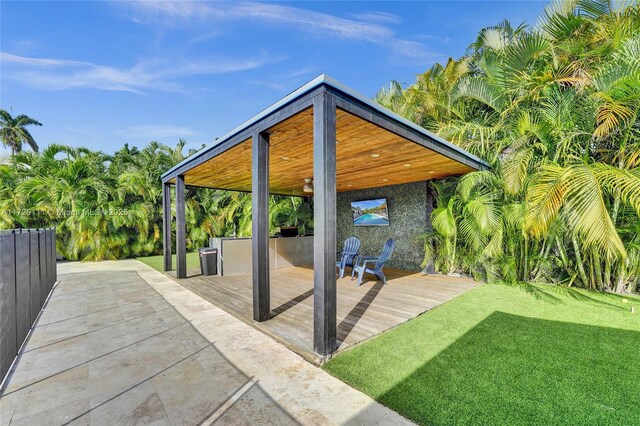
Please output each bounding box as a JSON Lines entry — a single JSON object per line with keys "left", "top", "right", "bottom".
{"left": 356, "top": 256, "right": 379, "bottom": 267}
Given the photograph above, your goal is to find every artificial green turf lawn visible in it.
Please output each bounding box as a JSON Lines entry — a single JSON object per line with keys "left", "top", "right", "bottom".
{"left": 136, "top": 251, "right": 200, "bottom": 272}
{"left": 324, "top": 283, "right": 640, "bottom": 426}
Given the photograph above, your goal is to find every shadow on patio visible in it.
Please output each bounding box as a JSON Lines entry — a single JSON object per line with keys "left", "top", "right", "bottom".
{"left": 171, "top": 266, "right": 478, "bottom": 363}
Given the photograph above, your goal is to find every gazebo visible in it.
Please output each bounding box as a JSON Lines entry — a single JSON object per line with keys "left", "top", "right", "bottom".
{"left": 161, "top": 75, "right": 488, "bottom": 356}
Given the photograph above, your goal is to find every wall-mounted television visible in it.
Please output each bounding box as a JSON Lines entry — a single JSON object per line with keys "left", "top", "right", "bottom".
{"left": 351, "top": 198, "right": 389, "bottom": 226}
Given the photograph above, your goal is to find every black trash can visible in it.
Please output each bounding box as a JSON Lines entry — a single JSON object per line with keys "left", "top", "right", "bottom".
{"left": 199, "top": 247, "right": 218, "bottom": 276}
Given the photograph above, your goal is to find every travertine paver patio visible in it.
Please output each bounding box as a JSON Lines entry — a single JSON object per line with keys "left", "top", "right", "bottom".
{"left": 0, "top": 260, "right": 411, "bottom": 425}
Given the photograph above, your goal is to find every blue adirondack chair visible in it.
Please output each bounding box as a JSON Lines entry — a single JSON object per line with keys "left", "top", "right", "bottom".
{"left": 336, "top": 237, "right": 361, "bottom": 279}
{"left": 353, "top": 239, "right": 395, "bottom": 286}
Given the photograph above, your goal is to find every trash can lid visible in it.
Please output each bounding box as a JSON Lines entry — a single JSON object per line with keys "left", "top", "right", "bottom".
{"left": 199, "top": 247, "right": 218, "bottom": 254}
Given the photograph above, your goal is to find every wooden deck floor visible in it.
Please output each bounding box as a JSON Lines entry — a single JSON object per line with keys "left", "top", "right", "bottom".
{"left": 168, "top": 267, "right": 478, "bottom": 363}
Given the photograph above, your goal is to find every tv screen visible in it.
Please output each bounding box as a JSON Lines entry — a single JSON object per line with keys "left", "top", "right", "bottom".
{"left": 351, "top": 198, "right": 389, "bottom": 226}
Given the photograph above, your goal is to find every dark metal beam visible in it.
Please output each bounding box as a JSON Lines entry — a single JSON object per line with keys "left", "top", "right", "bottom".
{"left": 252, "top": 130, "right": 270, "bottom": 322}
{"left": 176, "top": 175, "right": 187, "bottom": 279}
{"left": 163, "top": 181, "right": 309, "bottom": 198}
{"left": 329, "top": 88, "right": 489, "bottom": 172}
{"left": 312, "top": 90, "right": 337, "bottom": 356}
{"left": 162, "top": 182, "right": 172, "bottom": 272}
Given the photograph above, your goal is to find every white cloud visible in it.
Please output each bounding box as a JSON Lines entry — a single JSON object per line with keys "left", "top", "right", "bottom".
{"left": 1, "top": 51, "right": 283, "bottom": 93}
{"left": 1, "top": 52, "right": 89, "bottom": 68}
{"left": 394, "top": 40, "right": 442, "bottom": 59}
{"left": 121, "top": 1, "right": 438, "bottom": 60}
{"left": 348, "top": 11, "right": 402, "bottom": 24}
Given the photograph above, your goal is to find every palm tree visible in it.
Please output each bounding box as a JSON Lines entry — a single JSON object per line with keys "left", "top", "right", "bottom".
{"left": 1, "top": 134, "right": 315, "bottom": 259}
{"left": 383, "top": 0, "right": 640, "bottom": 292}
{"left": 0, "top": 109, "right": 42, "bottom": 155}
{"left": 2, "top": 0, "right": 637, "bottom": 292}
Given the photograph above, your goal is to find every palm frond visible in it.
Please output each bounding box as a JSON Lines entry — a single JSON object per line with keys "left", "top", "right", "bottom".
{"left": 537, "top": 7, "right": 584, "bottom": 40}
{"left": 593, "top": 93, "right": 635, "bottom": 138}
{"left": 502, "top": 148, "right": 535, "bottom": 195}
{"left": 450, "top": 76, "right": 507, "bottom": 112}
{"left": 594, "top": 164, "right": 640, "bottom": 216}
{"left": 526, "top": 164, "right": 626, "bottom": 258}
{"left": 431, "top": 202, "right": 457, "bottom": 239}
{"left": 504, "top": 32, "right": 551, "bottom": 71}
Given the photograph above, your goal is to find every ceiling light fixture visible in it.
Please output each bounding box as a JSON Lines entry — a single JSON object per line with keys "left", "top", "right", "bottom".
{"left": 403, "top": 164, "right": 411, "bottom": 167}
{"left": 428, "top": 171, "right": 435, "bottom": 174}
{"left": 303, "top": 178, "right": 314, "bottom": 193}
{"left": 383, "top": 178, "right": 389, "bottom": 182}
{"left": 371, "top": 154, "right": 380, "bottom": 158}
{"left": 281, "top": 156, "right": 289, "bottom": 160}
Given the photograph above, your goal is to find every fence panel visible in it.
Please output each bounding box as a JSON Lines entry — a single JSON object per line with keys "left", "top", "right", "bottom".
{"left": 49, "top": 228, "right": 56, "bottom": 284}
{"left": 38, "top": 230, "right": 47, "bottom": 307}
{"left": 29, "top": 231, "right": 40, "bottom": 324}
{"left": 0, "top": 228, "right": 57, "bottom": 383}
{"left": 0, "top": 232, "right": 17, "bottom": 381}
{"left": 43, "top": 230, "right": 50, "bottom": 295}
{"left": 14, "top": 232, "right": 31, "bottom": 346}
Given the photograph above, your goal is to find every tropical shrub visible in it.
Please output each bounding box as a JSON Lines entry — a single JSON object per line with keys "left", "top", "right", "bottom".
{"left": 0, "top": 141, "right": 313, "bottom": 261}
{"left": 378, "top": 0, "right": 640, "bottom": 292}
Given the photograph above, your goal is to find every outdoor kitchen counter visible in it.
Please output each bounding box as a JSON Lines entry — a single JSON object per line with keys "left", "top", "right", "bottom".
{"left": 209, "top": 236, "right": 314, "bottom": 276}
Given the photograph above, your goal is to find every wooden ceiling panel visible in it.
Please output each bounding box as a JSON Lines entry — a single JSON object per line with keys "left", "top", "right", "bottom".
{"left": 184, "top": 139, "right": 253, "bottom": 190}
{"left": 182, "top": 108, "right": 475, "bottom": 195}
{"left": 269, "top": 107, "right": 314, "bottom": 194}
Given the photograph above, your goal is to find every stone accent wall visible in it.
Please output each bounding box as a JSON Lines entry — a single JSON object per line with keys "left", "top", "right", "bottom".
{"left": 336, "top": 181, "right": 429, "bottom": 271}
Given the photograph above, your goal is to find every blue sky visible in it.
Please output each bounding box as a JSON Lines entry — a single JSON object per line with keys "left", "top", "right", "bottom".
{"left": 1, "top": 1, "right": 546, "bottom": 154}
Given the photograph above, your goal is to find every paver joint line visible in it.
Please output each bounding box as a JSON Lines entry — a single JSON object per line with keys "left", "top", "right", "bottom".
{"left": 33, "top": 292, "right": 165, "bottom": 330}
{"left": 59, "top": 345, "right": 212, "bottom": 426}
{"left": 0, "top": 260, "right": 412, "bottom": 426}
{"left": 24, "top": 304, "right": 174, "bottom": 354}
{"left": 200, "top": 377, "right": 258, "bottom": 425}
{"left": 2, "top": 320, "right": 189, "bottom": 398}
